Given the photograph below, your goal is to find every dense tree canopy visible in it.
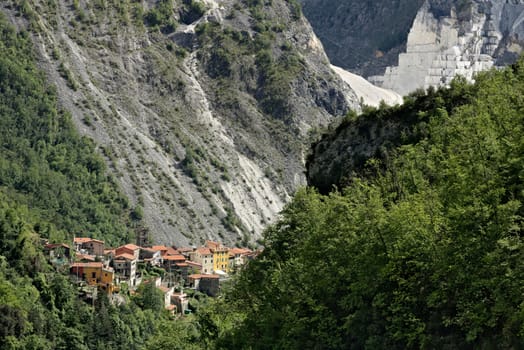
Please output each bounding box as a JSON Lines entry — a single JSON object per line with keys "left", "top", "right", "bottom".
{"left": 201, "top": 61, "right": 524, "bottom": 349}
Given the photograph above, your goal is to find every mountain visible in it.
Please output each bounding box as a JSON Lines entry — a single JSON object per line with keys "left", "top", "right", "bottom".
{"left": 301, "top": 0, "right": 524, "bottom": 94}
{"left": 1, "top": 0, "right": 358, "bottom": 246}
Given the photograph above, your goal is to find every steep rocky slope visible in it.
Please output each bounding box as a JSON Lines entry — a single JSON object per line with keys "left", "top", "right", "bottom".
{"left": 2, "top": 0, "right": 358, "bottom": 246}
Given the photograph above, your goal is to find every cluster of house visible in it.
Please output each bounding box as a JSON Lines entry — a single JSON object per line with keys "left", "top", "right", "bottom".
{"left": 43, "top": 238, "right": 258, "bottom": 314}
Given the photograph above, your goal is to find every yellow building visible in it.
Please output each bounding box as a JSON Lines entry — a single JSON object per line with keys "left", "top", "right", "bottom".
{"left": 70, "top": 262, "right": 115, "bottom": 293}
{"left": 206, "top": 240, "right": 229, "bottom": 273}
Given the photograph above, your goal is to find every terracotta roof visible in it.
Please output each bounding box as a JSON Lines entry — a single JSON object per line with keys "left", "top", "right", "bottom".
{"left": 163, "top": 254, "right": 186, "bottom": 261}
{"left": 206, "top": 240, "right": 229, "bottom": 252}
{"left": 166, "top": 304, "right": 176, "bottom": 311}
{"left": 175, "top": 262, "right": 189, "bottom": 267}
{"left": 74, "top": 237, "right": 92, "bottom": 244}
{"left": 114, "top": 253, "right": 136, "bottom": 261}
{"left": 104, "top": 249, "right": 115, "bottom": 255}
{"left": 195, "top": 247, "right": 212, "bottom": 255}
{"left": 229, "top": 248, "right": 252, "bottom": 256}
{"left": 141, "top": 247, "right": 157, "bottom": 253}
{"left": 71, "top": 262, "right": 103, "bottom": 268}
{"left": 177, "top": 247, "right": 194, "bottom": 253}
{"left": 76, "top": 254, "right": 95, "bottom": 262}
{"left": 186, "top": 261, "right": 202, "bottom": 268}
{"left": 165, "top": 247, "right": 180, "bottom": 256}
{"left": 45, "top": 243, "right": 70, "bottom": 249}
{"left": 119, "top": 243, "right": 140, "bottom": 251}
{"left": 151, "top": 245, "right": 169, "bottom": 251}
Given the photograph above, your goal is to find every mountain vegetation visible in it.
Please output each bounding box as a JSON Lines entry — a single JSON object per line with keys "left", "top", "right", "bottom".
{"left": 198, "top": 60, "right": 524, "bottom": 348}
{"left": 1, "top": 0, "right": 356, "bottom": 245}
{"left": 0, "top": 14, "right": 202, "bottom": 350}
{"left": 1, "top": 0, "right": 523, "bottom": 349}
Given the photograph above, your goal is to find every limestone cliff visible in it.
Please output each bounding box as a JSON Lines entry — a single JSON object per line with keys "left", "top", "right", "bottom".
{"left": 2, "top": 0, "right": 358, "bottom": 246}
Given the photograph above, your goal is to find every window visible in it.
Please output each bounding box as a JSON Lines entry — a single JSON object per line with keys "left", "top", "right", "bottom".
{"left": 92, "top": 272, "right": 96, "bottom": 278}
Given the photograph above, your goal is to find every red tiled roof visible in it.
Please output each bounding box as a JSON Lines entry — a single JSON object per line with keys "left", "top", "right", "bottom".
{"left": 74, "top": 237, "right": 92, "bottom": 244}
{"left": 71, "top": 262, "right": 103, "bottom": 268}
{"left": 177, "top": 247, "right": 194, "bottom": 253}
{"left": 195, "top": 247, "right": 212, "bottom": 255}
{"left": 119, "top": 243, "right": 140, "bottom": 251}
{"left": 76, "top": 254, "right": 95, "bottom": 261}
{"left": 229, "top": 248, "right": 252, "bottom": 256}
{"left": 45, "top": 243, "right": 70, "bottom": 249}
{"left": 186, "top": 261, "right": 202, "bottom": 268}
{"left": 151, "top": 245, "right": 168, "bottom": 251}
{"left": 163, "top": 254, "right": 186, "bottom": 261}
{"left": 165, "top": 247, "right": 180, "bottom": 256}
{"left": 175, "top": 262, "right": 189, "bottom": 267}
{"left": 114, "top": 253, "right": 136, "bottom": 261}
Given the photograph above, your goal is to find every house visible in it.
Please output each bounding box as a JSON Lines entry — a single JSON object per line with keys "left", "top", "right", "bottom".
{"left": 75, "top": 253, "right": 96, "bottom": 262}
{"left": 172, "top": 290, "right": 189, "bottom": 314}
{"left": 44, "top": 243, "right": 71, "bottom": 260}
{"left": 228, "top": 247, "right": 252, "bottom": 271}
{"left": 188, "top": 274, "right": 220, "bottom": 296}
{"left": 139, "top": 247, "right": 162, "bottom": 266}
{"left": 190, "top": 247, "right": 214, "bottom": 274}
{"left": 74, "top": 237, "right": 104, "bottom": 256}
{"left": 186, "top": 261, "right": 202, "bottom": 275}
{"left": 177, "top": 247, "right": 194, "bottom": 258}
{"left": 70, "top": 262, "right": 115, "bottom": 293}
{"left": 163, "top": 254, "right": 186, "bottom": 271}
{"left": 158, "top": 285, "right": 174, "bottom": 309}
{"left": 113, "top": 253, "right": 138, "bottom": 287}
{"left": 206, "top": 240, "right": 229, "bottom": 273}
{"left": 151, "top": 245, "right": 179, "bottom": 257}
{"left": 115, "top": 244, "right": 140, "bottom": 260}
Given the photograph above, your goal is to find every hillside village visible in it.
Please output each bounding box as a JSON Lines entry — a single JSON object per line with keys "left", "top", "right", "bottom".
{"left": 43, "top": 238, "right": 258, "bottom": 314}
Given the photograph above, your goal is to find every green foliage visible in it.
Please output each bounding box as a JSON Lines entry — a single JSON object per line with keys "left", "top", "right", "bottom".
{"left": 0, "top": 14, "right": 135, "bottom": 246}
{"left": 143, "top": 0, "right": 177, "bottom": 33}
{"left": 203, "top": 61, "right": 524, "bottom": 348}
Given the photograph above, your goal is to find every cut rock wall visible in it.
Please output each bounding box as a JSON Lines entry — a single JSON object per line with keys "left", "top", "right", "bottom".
{"left": 369, "top": 0, "right": 524, "bottom": 95}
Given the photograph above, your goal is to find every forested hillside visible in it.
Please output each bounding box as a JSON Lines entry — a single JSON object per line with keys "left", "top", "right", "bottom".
{"left": 0, "top": 14, "right": 138, "bottom": 247}
{"left": 199, "top": 60, "right": 524, "bottom": 348}
{"left": 0, "top": 14, "right": 195, "bottom": 350}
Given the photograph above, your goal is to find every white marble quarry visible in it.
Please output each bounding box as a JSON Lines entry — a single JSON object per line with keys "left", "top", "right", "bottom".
{"left": 369, "top": 0, "right": 524, "bottom": 96}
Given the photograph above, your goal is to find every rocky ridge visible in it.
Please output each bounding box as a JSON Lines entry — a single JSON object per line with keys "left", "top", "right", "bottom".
{"left": 2, "top": 0, "right": 358, "bottom": 246}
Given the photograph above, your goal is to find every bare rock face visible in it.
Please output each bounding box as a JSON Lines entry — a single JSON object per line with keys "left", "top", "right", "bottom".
{"left": 301, "top": 0, "right": 524, "bottom": 95}
{"left": 299, "top": 0, "right": 425, "bottom": 77}
{"left": 370, "top": 0, "right": 524, "bottom": 95}
{"left": 2, "top": 0, "right": 358, "bottom": 246}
